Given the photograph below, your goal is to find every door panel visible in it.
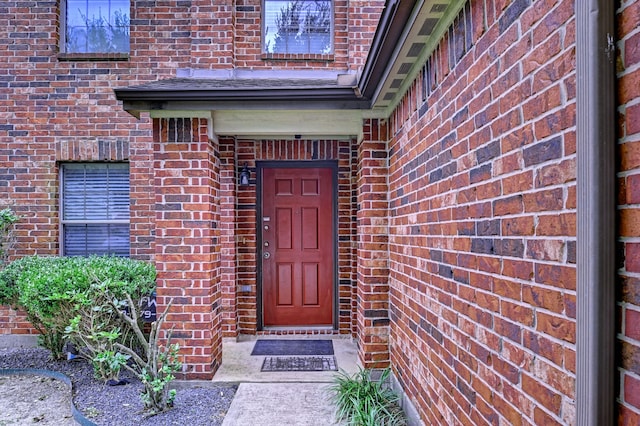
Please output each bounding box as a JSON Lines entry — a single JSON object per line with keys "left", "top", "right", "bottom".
{"left": 262, "top": 167, "right": 334, "bottom": 327}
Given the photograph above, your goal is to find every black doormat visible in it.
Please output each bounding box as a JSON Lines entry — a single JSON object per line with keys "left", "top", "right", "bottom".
{"left": 261, "top": 356, "right": 338, "bottom": 372}
{"left": 251, "top": 339, "right": 334, "bottom": 356}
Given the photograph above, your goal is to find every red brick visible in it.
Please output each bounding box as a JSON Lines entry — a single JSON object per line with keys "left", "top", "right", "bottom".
{"left": 625, "top": 174, "right": 640, "bottom": 204}
{"left": 491, "top": 393, "right": 523, "bottom": 426}
{"left": 535, "top": 160, "right": 574, "bottom": 188}
{"left": 502, "top": 216, "right": 535, "bottom": 236}
{"left": 621, "top": 141, "right": 640, "bottom": 172}
{"left": 625, "top": 308, "right": 640, "bottom": 341}
{"left": 523, "top": 329, "right": 564, "bottom": 366}
{"left": 624, "top": 374, "right": 640, "bottom": 410}
{"left": 535, "top": 263, "right": 576, "bottom": 290}
{"left": 501, "top": 124, "right": 535, "bottom": 153}
{"left": 620, "top": 404, "right": 640, "bottom": 426}
{"left": 619, "top": 68, "right": 640, "bottom": 105}
{"left": 523, "top": 84, "right": 562, "bottom": 121}
{"left": 526, "top": 239, "right": 564, "bottom": 262}
{"left": 618, "top": 1, "right": 640, "bottom": 36}
{"left": 536, "top": 213, "right": 576, "bottom": 236}
{"left": 534, "top": 407, "right": 562, "bottom": 426}
{"left": 566, "top": 184, "right": 576, "bottom": 209}
{"left": 501, "top": 300, "right": 534, "bottom": 326}
{"left": 536, "top": 311, "right": 575, "bottom": 343}
{"left": 620, "top": 208, "right": 640, "bottom": 237}
{"left": 523, "top": 188, "right": 562, "bottom": 212}
{"left": 494, "top": 277, "right": 523, "bottom": 300}
{"left": 626, "top": 243, "right": 640, "bottom": 273}
{"left": 493, "top": 195, "right": 524, "bottom": 216}
{"left": 626, "top": 103, "right": 640, "bottom": 136}
{"left": 522, "top": 373, "right": 562, "bottom": 414}
{"left": 523, "top": 284, "right": 565, "bottom": 313}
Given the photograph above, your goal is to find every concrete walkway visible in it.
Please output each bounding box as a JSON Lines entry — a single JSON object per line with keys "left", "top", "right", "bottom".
{"left": 214, "top": 336, "right": 359, "bottom": 425}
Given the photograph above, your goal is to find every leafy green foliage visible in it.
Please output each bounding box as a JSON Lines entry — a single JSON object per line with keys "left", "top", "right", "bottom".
{"left": 92, "top": 350, "right": 131, "bottom": 382}
{"left": 0, "top": 255, "right": 155, "bottom": 360}
{"left": 331, "top": 368, "right": 407, "bottom": 426}
{"left": 0, "top": 208, "right": 19, "bottom": 268}
{"left": 140, "top": 342, "right": 181, "bottom": 410}
{"left": 0, "top": 253, "right": 30, "bottom": 305}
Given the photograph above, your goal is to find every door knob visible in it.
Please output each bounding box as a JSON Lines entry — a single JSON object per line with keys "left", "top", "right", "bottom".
{"left": 263, "top": 252, "right": 271, "bottom": 259}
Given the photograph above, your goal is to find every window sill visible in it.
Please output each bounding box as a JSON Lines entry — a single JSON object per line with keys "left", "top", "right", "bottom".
{"left": 58, "top": 52, "right": 130, "bottom": 62}
{"left": 262, "top": 53, "right": 334, "bottom": 62}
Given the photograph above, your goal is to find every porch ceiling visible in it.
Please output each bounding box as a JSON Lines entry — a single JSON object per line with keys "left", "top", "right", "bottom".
{"left": 151, "top": 109, "right": 367, "bottom": 140}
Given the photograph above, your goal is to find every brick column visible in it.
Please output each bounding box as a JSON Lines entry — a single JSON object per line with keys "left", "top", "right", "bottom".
{"left": 219, "top": 137, "right": 237, "bottom": 337}
{"left": 153, "top": 117, "right": 222, "bottom": 379}
{"left": 357, "top": 119, "right": 390, "bottom": 368}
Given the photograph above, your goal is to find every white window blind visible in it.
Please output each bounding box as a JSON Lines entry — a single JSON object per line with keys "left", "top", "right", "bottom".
{"left": 263, "top": 0, "right": 333, "bottom": 54}
{"left": 61, "top": 163, "right": 130, "bottom": 257}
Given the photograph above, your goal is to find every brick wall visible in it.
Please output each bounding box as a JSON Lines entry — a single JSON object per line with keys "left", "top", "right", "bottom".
{"left": 386, "top": 0, "right": 577, "bottom": 423}
{"left": 618, "top": 0, "right": 640, "bottom": 423}
{"left": 348, "top": 0, "right": 386, "bottom": 70}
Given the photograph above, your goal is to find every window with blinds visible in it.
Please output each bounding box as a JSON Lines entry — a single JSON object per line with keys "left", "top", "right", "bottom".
{"left": 263, "top": 0, "right": 333, "bottom": 54}
{"left": 61, "top": 163, "right": 130, "bottom": 257}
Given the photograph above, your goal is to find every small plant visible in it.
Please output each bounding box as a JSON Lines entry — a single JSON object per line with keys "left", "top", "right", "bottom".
{"left": 140, "top": 342, "right": 180, "bottom": 410}
{"left": 0, "top": 207, "right": 19, "bottom": 268}
{"left": 331, "top": 367, "right": 406, "bottom": 426}
{"left": 92, "top": 350, "right": 130, "bottom": 383}
{"left": 111, "top": 294, "right": 182, "bottom": 415}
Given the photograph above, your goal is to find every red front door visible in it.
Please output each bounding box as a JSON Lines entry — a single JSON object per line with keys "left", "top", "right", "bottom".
{"left": 261, "top": 166, "right": 334, "bottom": 327}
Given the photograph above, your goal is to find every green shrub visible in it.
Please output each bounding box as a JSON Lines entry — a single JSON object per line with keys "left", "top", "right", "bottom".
{"left": 331, "top": 367, "right": 406, "bottom": 426}
{"left": 0, "top": 208, "right": 19, "bottom": 268}
{"left": 0, "top": 254, "right": 180, "bottom": 414}
{"left": 0, "top": 253, "right": 32, "bottom": 305}
{"left": 0, "top": 255, "right": 156, "bottom": 361}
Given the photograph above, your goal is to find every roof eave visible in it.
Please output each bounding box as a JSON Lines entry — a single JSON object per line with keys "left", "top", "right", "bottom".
{"left": 115, "top": 87, "right": 370, "bottom": 117}
{"left": 357, "top": 0, "right": 419, "bottom": 101}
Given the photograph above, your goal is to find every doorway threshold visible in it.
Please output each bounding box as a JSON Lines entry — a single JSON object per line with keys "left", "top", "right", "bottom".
{"left": 257, "top": 326, "right": 339, "bottom": 337}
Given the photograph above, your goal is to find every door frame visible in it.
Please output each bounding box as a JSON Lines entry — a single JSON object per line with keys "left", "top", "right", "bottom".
{"left": 256, "top": 160, "right": 339, "bottom": 330}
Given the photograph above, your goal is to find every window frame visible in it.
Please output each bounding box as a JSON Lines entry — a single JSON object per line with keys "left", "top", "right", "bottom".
{"left": 262, "top": 0, "right": 334, "bottom": 56}
{"left": 59, "top": 162, "right": 131, "bottom": 257}
{"left": 60, "top": 0, "right": 131, "bottom": 56}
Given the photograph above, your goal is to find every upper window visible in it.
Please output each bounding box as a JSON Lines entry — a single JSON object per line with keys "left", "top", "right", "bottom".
{"left": 60, "top": 163, "right": 130, "bottom": 257}
{"left": 63, "top": 0, "right": 130, "bottom": 54}
{"left": 263, "top": 0, "right": 333, "bottom": 55}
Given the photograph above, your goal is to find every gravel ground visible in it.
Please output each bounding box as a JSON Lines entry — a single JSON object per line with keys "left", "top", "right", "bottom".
{"left": 0, "top": 347, "right": 237, "bottom": 426}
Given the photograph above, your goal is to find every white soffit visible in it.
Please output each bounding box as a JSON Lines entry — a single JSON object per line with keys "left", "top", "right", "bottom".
{"left": 371, "top": 0, "right": 465, "bottom": 116}
{"left": 210, "top": 110, "right": 366, "bottom": 139}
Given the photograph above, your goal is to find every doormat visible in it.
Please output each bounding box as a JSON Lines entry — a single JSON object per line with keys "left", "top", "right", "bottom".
{"left": 251, "top": 339, "right": 334, "bottom": 356}
{"left": 261, "top": 356, "right": 338, "bottom": 372}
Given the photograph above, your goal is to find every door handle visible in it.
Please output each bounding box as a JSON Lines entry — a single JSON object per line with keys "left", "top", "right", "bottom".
{"left": 263, "top": 252, "right": 271, "bottom": 259}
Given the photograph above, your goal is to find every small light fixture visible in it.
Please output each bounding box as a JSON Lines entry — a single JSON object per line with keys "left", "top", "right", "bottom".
{"left": 239, "top": 163, "right": 250, "bottom": 186}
